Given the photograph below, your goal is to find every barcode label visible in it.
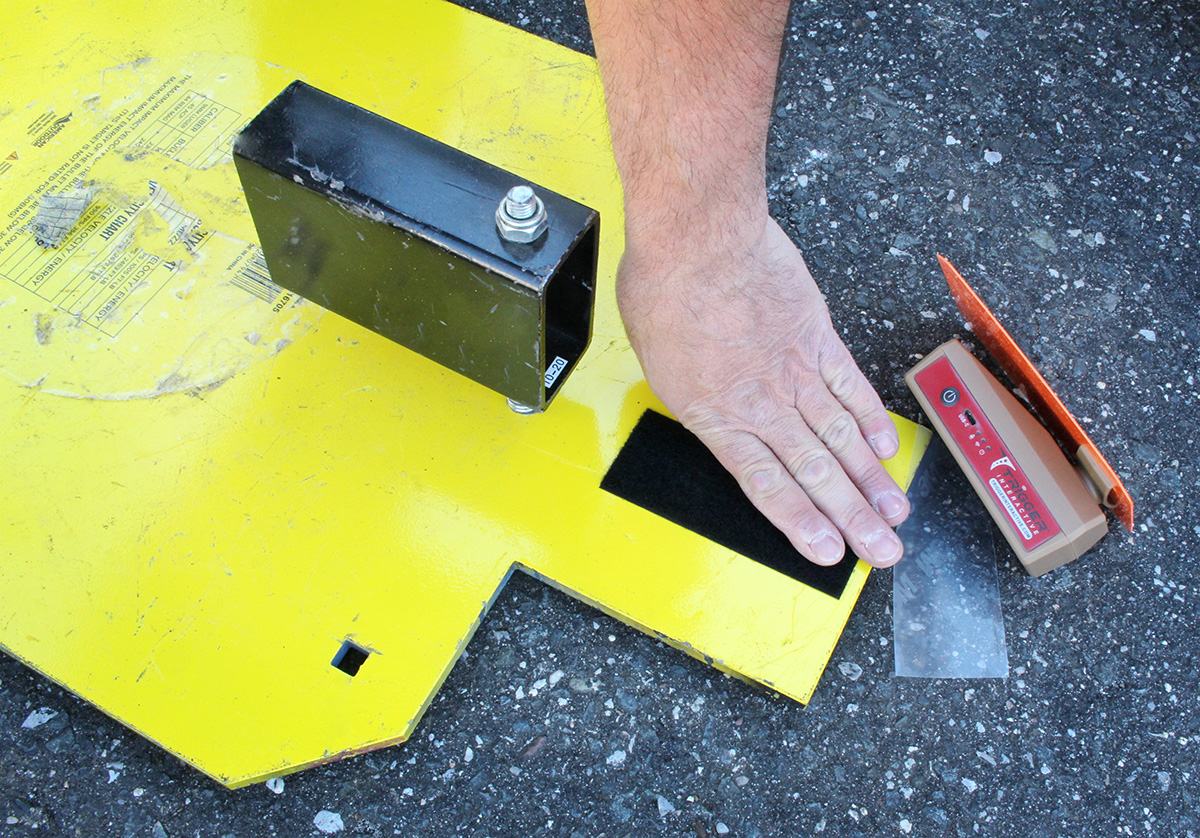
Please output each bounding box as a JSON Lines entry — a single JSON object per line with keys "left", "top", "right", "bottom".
{"left": 231, "top": 247, "right": 283, "bottom": 303}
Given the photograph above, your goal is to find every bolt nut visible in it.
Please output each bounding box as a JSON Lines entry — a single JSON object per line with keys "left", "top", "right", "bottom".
{"left": 496, "top": 185, "right": 548, "bottom": 243}
{"left": 506, "top": 397, "right": 538, "bottom": 414}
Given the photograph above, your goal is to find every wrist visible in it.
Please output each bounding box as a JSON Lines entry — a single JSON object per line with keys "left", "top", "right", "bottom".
{"left": 621, "top": 184, "right": 771, "bottom": 266}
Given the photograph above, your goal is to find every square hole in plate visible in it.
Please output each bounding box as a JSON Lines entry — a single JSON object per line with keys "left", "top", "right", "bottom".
{"left": 331, "top": 640, "right": 370, "bottom": 677}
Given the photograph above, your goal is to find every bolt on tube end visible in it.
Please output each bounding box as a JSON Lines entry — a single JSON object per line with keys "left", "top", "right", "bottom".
{"left": 496, "top": 185, "right": 548, "bottom": 243}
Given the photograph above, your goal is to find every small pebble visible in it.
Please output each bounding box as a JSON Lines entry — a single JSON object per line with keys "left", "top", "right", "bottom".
{"left": 839, "top": 662, "right": 864, "bottom": 681}
{"left": 314, "top": 811, "right": 344, "bottom": 834}
{"left": 21, "top": 708, "right": 57, "bottom": 729}
{"left": 1029, "top": 229, "right": 1057, "bottom": 252}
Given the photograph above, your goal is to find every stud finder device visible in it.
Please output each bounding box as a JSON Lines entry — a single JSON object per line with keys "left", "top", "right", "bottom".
{"left": 906, "top": 257, "right": 1134, "bottom": 577}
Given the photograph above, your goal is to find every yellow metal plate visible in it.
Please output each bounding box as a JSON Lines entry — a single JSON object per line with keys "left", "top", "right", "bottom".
{"left": 0, "top": 0, "right": 929, "bottom": 787}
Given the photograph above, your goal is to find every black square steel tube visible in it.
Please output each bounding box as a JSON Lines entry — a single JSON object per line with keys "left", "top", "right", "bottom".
{"left": 232, "top": 81, "right": 598, "bottom": 411}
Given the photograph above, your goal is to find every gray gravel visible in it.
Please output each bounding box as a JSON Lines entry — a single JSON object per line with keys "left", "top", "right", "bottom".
{"left": 4, "top": 0, "right": 1199, "bottom": 835}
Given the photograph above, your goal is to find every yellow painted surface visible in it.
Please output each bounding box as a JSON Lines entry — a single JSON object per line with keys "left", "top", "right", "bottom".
{"left": 0, "top": 0, "right": 930, "bottom": 787}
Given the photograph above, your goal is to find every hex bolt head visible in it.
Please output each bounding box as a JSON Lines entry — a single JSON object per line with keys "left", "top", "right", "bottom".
{"left": 496, "top": 185, "right": 549, "bottom": 243}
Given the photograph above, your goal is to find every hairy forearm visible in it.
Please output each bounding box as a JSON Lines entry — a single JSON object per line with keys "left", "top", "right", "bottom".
{"left": 583, "top": 0, "right": 907, "bottom": 566}
{"left": 585, "top": 0, "right": 789, "bottom": 252}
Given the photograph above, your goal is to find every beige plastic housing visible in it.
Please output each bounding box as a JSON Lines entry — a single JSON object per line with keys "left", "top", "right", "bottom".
{"left": 907, "top": 341, "right": 1108, "bottom": 577}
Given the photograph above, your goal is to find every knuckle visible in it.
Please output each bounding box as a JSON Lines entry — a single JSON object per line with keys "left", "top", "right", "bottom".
{"left": 783, "top": 507, "right": 826, "bottom": 540}
{"left": 679, "top": 405, "right": 726, "bottom": 437}
{"left": 817, "top": 411, "right": 859, "bottom": 453}
{"left": 791, "top": 447, "right": 836, "bottom": 489}
{"left": 728, "top": 378, "right": 776, "bottom": 424}
{"left": 842, "top": 504, "right": 885, "bottom": 538}
{"left": 680, "top": 382, "right": 763, "bottom": 429}
{"left": 742, "top": 463, "right": 790, "bottom": 500}
{"left": 684, "top": 378, "right": 789, "bottom": 439}
{"left": 824, "top": 365, "right": 860, "bottom": 401}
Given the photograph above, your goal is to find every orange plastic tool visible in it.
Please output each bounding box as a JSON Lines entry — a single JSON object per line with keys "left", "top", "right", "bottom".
{"left": 937, "top": 255, "right": 1134, "bottom": 531}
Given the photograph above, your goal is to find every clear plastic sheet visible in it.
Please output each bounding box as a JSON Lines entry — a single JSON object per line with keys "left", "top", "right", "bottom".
{"left": 893, "top": 436, "right": 1009, "bottom": 678}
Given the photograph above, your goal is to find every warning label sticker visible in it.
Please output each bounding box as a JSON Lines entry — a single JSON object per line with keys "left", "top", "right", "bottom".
{"left": 0, "top": 57, "right": 320, "bottom": 400}
{"left": 4, "top": 179, "right": 204, "bottom": 336}
{"left": 0, "top": 76, "right": 241, "bottom": 336}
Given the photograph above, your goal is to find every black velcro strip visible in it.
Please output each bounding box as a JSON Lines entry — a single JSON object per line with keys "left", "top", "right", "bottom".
{"left": 600, "top": 410, "right": 856, "bottom": 599}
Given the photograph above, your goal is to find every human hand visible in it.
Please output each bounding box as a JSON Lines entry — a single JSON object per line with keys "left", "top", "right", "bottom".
{"left": 617, "top": 217, "right": 909, "bottom": 567}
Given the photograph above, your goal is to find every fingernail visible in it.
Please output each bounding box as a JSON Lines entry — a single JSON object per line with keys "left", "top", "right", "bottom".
{"left": 809, "top": 533, "right": 844, "bottom": 565}
{"left": 870, "top": 432, "right": 899, "bottom": 460}
{"left": 877, "top": 491, "right": 908, "bottom": 520}
{"left": 864, "top": 530, "right": 903, "bottom": 565}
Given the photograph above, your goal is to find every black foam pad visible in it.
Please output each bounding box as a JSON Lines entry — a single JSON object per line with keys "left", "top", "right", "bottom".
{"left": 600, "top": 410, "right": 857, "bottom": 599}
